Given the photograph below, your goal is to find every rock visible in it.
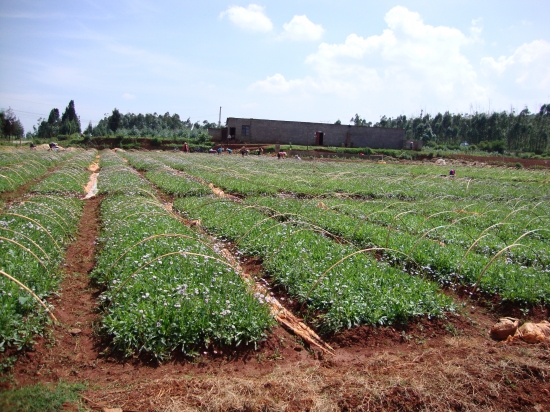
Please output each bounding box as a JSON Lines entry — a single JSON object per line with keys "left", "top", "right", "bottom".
{"left": 435, "top": 158, "right": 446, "bottom": 165}
{"left": 490, "top": 317, "right": 519, "bottom": 340}
{"left": 68, "top": 328, "right": 82, "bottom": 335}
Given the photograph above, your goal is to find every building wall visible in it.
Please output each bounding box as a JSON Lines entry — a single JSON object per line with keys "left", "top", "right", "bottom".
{"left": 207, "top": 128, "right": 222, "bottom": 141}
{"left": 224, "top": 117, "right": 405, "bottom": 149}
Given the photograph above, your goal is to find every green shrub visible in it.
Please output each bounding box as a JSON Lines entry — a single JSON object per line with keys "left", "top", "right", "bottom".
{"left": 150, "top": 137, "right": 162, "bottom": 147}
{"left": 398, "top": 151, "right": 413, "bottom": 160}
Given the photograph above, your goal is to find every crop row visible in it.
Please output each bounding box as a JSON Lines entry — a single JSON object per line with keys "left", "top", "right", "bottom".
{"left": 247, "top": 196, "right": 550, "bottom": 305}
{"left": 0, "top": 149, "right": 99, "bottom": 353}
{"left": 147, "top": 152, "right": 550, "bottom": 200}
{"left": 172, "top": 196, "right": 453, "bottom": 331}
{"left": 30, "top": 149, "right": 98, "bottom": 195}
{"left": 92, "top": 151, "right": 273, "bottom": 359}
{"left": 0, "top": 149, "right": 76, "bottom": 197}
{"left": 121, "top": 152, "right": 210, "bottom": 197}
{"left": 0, "top": 194, "right": 83, "bottom": 351}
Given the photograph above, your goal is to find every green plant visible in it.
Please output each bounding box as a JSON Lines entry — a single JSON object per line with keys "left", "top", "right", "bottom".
{"left": 0, "top": 381, "right": 86, "bottom": 412}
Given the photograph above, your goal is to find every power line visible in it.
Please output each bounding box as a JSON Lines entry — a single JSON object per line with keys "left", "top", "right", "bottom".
{"left": 1, "top": 108, "right": 48, "bottom": 117}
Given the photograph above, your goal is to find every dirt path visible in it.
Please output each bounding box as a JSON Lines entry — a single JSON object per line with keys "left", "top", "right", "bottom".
{"left": 0, "top": 165, "right": 59, "bottom": 206}
{"left": 11, "top": 195, "right": 103, "bottom": 386}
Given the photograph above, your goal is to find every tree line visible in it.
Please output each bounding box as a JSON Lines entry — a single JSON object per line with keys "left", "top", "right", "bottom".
{"left": 33, "top": 100, "right": 82, "bottom": 139}
{"left": 349, "top": 103, "right": 550, "bottom": 154}
{"left": 4, "top": 99, "right": 550, "bottom": 155}
{"left": 20, "top": 102, "right": 216, "bottom": 142}
{"left": 90, "top": 109, "right": 217, "bottom": 139}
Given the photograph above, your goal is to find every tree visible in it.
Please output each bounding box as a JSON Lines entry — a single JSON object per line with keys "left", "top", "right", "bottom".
{"left": 60, "top": 100, "right": 81, "bottom": 135}
{"left": 108, "top": 108, "right": 122, "bottom": 132}
{"left": 1, "top": 108, "right": 24, "bottom": 140}
{"left": 350, "top": 113, "right": 368, "bottom": 126}
{"left": 48, "top": 108, "right": 60, "bottom": 124}
{"left": 334, "top": 119, "right": 342, "bottom": 125}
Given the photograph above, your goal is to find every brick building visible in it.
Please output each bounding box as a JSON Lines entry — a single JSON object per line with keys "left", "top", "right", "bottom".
{"left": 209, "top": 117, "right": 406, "bottom": 149}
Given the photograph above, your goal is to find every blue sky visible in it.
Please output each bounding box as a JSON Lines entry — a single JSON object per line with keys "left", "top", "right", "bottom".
{"left": 1, "top": 0, "right": 549, "bottom": 133}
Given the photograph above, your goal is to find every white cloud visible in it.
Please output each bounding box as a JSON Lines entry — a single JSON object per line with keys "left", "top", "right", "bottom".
{"left": 219, "top": 4, "right": 273, "bottom": 32}
{"left": 122, "top": 93, "right": 136, "bottom": 99}
{"left": 280, "top": 15, "right": 324, "bottom": 41}
{"left": 470, "top": 18, "right": 483, "bottom": 42}
{"left": 481, "top": 40, "right": 550, "bottom": 88}
{"left": 248, "top": 73, "right": 316, "bottom": 94}
{"left": 250, "top": 6, "right": 488, "bottom": 111}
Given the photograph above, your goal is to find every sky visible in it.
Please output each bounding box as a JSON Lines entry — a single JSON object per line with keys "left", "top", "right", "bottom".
{"left": 1, "top": 0, "right": 550, "bottom": 134}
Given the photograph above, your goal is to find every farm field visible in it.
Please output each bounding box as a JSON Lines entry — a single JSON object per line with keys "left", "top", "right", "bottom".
{"left": 1, "top": 147, "right": 549, "bottom": 411}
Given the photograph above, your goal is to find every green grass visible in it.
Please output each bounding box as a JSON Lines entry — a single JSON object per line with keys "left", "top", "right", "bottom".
{"left": 0, "top": 381, "right": 86, "bottom": 412}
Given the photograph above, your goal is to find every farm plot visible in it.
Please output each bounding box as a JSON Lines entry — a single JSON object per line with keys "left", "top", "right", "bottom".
{"left": 247, "top": 196, "right": 550, "bottom": 305}
{"left": 134, "top": 152, "right": 548, "bottom": 305}
{"left": 0, "top": 149, "right": 73, "bottom": 197}
{"left": 172, "top": 196, "right": 453, "bottom": 331}
{"left": 0, "top": 151, "right": 97, "bottom": 352}
{"left": 91, "top": 151, "right": 273, "bottom": 359}
{"left": 30, "top": 149, "right": 98, "bottom": 195}
{"left": 3, "top": 148, "right": 550, "bottom": 412}
{"left": 121, "top": 151, "right": 211, "bottom": 197}
{"left": 151, "top": 152, "right": 550, "bottom": 200}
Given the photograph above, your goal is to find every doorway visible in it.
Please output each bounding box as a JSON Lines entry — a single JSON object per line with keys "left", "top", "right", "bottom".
{"left": 315, "top": 131, "right": 324, "bottom": 146}
{"left": 229, "top": 127, "right": 236, "bottom": 140}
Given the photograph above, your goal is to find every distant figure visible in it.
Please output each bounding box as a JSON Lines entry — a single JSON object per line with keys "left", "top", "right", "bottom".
{"left": 449, "top": 169, "right": 455, "bottom": 176}
{"left": 48, "top": 142, "right": 57, "bottom": 151}
{"left": 257, "top": 147, "right": 263, "bottom": 156}
{"left": 278, "top": 151, "right": 287, "bottom": 159}
{"left": 217, "top": 146, "right": 222, "bottom": 155}
{"left": 227, "top": 148, "right": 232, "bottom": 154}
{"left": 240, "top": 147, "right": 249, "bottom": 156}
{"left": 182, "top": 142, "right": 189, "bottom": 153}
{"left": 409, "top": 141, "right": 414, "bottom": 150}
{"left": 30, "top": 142, "right": 36, "bottom": 150}
{"left": 208, "top": 148, "right": 216, "bottom": 154}
{"left": 295, "top": 155, "right": 302, "bottom": 160}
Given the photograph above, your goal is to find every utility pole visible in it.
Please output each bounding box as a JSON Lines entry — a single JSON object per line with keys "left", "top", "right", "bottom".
{"left": 219, "top": 106, "right": 222, "bottom": 128}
